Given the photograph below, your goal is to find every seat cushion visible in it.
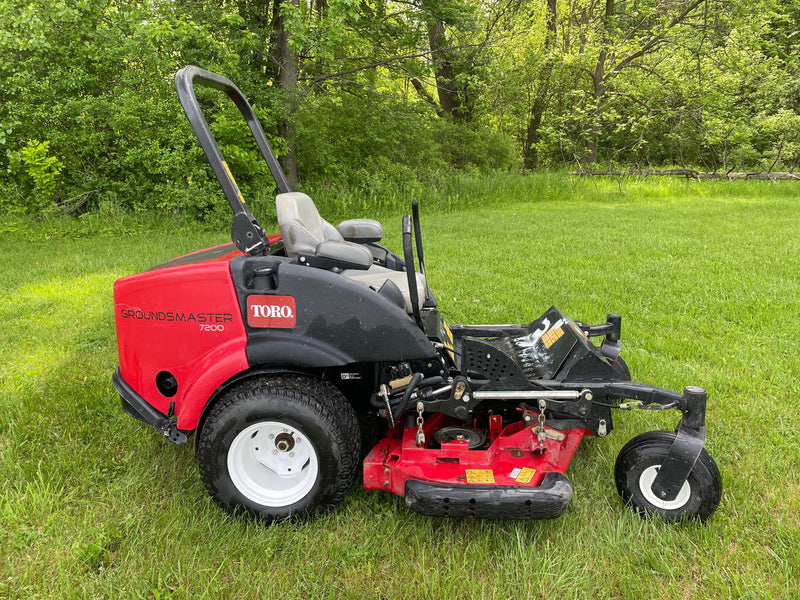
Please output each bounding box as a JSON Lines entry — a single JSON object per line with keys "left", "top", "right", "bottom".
{"left": 341, "top": 265, "right": 427, "bottom": 314}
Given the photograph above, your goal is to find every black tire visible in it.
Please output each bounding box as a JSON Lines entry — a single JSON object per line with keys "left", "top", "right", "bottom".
{"left": 197, "top": 374, "right": 360, "bottom": 521}
{"left": 614, "top": 431, "right": 721, "bottom": 522}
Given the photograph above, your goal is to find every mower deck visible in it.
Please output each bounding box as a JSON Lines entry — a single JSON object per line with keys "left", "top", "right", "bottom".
{"left": 363, "top": 413, "right": 586, "bottom": 519}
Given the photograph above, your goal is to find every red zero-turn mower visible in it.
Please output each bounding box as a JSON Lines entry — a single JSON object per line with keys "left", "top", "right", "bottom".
{"left": 113, "top": 66, "right": 722, "bottom": 522}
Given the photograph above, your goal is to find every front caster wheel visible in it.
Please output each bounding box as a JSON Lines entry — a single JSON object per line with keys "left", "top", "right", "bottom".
{"left": 614, "top": 431, "right": 721, "bottom": 522}
{"left": 197, "top": 375, "right": 360, "bottom": 521}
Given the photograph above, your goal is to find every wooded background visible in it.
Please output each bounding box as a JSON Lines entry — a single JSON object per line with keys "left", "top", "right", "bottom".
{"left": 1, "top": 0, "right": 798, "bottom": 215}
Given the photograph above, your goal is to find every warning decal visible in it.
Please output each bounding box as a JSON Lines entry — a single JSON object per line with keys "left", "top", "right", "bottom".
{"left": 541, "top": 325, "right": 564, "bottom": 348}
{"left": 515, "top": 467, "right": 536, "bottom": 484}
{"left": 222, "top": 160, "right": 246, "bottom": 204}
{"left": 465, "top": 469, "right": 495, "bottom": 484}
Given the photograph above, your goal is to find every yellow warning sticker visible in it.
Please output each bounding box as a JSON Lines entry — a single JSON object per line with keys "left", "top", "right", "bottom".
{"left": 222, "top": 160, "right": 246, "bottom": 204}
{"left": 515, "top": 467, "right": 536, "bottom": 484}
{"left": 541, "top": 325, "right": 564, "bottom": 349}
{"left": 442, "top": 320, "right": 456, "bottom": 362}
{"left": 465, "top": 469, "right": 495, "bottom": 484}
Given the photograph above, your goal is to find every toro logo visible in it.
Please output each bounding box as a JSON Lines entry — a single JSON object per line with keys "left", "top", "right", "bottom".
{"left": 247, "top": 294, "right": 296, "bottom": 328}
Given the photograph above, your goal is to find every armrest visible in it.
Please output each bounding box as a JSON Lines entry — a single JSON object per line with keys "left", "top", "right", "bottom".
{"left": 337, "top": 219, "right": 384, "bottom": 243}
{"left": 297, "top": 240, "right": 372, "bottom": 271}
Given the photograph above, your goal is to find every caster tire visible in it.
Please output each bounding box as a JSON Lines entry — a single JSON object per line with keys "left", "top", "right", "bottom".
{"left": 615, "top": 430, "right": 721, "bottom": 522}
{"left": 197, "top": 374, "right": 360, "bottom": 521}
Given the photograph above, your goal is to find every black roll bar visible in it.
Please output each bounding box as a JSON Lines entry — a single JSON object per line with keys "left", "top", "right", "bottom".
{"left": 175, "top": 65, "right": 291, "bottom": 254}
{"left": 411, "top": 200, "right": 426, "bottom": 279}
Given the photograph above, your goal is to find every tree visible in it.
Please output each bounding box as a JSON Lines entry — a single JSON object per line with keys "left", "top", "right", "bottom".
{"left": 274, "top": 0, "right": 301, "bottom": 187}
{"left": 2, "top": 0, "right": 798, "bottom": 216}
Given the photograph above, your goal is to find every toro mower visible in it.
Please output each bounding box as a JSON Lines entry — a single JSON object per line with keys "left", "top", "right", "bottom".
{"left": 112, "top": 66, "right": 722, "bottom": 522}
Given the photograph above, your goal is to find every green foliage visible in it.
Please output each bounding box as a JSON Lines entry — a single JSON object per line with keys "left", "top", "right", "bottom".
{"left": 434, "top": 119, "right": 519, "bottom": 172}
{"left": 0, "top": 0, "right": 284, "bottom": 215}
{"left": 485, "top": 0, "right": 800, "bottom": 171}
{"left": 294, "top": 91, "right": 518, "bottom": 196}
{"left": 294, "top": 93, "right": 441, "bottom": 183}
{"left": 3, "top": 140, "right": 64, "bottom": 212}
{"left": 19, "top": 141, "right": 63, "bottom": 198}
{"left": 0, "top": 0, "right": 797, "bottom": 217}
{"left": 754, "top": 108, "right": 800, "bottom": 171}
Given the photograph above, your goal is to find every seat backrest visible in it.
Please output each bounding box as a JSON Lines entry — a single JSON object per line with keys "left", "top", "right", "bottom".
{"left": 276, "top": 192, "right": 343, "bottom": 257}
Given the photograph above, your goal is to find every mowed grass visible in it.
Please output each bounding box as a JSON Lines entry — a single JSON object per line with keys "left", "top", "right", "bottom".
{"left": 1, "top": 174, "right": 799, "bottom": 599}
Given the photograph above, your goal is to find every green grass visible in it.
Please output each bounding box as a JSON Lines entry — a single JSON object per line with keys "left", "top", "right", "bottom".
{"left": 1, "top": 173, "right": 799, "bottom": 599}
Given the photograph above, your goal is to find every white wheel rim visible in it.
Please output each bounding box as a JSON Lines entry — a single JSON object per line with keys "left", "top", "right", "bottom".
{"left": 639, "top": 465, "right": 691, "bottom": 510}
{"left": 228, "top": 421, "right": 318, "bottom": 508}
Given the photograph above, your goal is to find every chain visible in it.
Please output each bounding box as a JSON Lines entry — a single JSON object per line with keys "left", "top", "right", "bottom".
{"left": 416, "top": 401, "right": 426, "bottom": 447}
{"left": 536, "top": 398, "right": 547, "bottom": 453}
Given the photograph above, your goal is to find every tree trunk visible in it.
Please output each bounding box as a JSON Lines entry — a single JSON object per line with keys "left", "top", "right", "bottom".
{"left": 585, "top": 50, "right": 606, "bottom": 165}
{"left": 523, "top": 0, "right": 557, "bottom": 170}
{"left": 426, "top": 18, "right": 460, "bottom": 118}
{"left": 240, "top": 0, "right": 271, "bottom": 73}
{"left": 586, "top": 0, "right": 613, "bottom": 165}
{"left": 274, "top": 0, "right": 299, "bottom": 188}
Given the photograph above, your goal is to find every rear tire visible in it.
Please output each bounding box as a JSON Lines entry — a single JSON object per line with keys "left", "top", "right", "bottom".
{"left": 614, "top": 431, "right": 721, "bottom": 522}
{"left": 197, "top": 374, "right": 360, "bottom": 521}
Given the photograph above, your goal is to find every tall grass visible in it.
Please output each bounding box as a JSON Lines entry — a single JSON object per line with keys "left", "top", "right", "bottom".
{"left": 1, "top": 173, "right": 798, "bottom": 599}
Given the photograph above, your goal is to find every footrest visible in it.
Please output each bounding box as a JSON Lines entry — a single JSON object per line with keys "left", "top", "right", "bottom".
{"left": 404, "top": 472, "right": 573, "bottom": 520}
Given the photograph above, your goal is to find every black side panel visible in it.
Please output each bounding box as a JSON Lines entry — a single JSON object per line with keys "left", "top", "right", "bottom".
{"left": 462, "top": 337, "right": 533, "bottom": 390}
{"left": 230, "top": 255, "right": 436, "bottom": 367}
{"left": 462, "top": 307, "right": 619, "bottom": 385}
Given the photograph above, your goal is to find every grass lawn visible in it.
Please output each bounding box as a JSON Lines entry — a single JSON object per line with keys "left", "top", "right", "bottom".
{"left": 1, "top": 174, "right": 798, "bottom": 599}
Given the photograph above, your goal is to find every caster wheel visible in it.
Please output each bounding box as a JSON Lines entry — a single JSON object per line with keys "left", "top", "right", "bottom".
{"left": 615, "top": 431, "right": 721, "bottom": 522}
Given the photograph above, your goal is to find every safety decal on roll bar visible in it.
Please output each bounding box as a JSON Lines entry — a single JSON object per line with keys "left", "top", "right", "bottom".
{"left": 247, "top": 295, "right": 296, "bottom": 328}
{"left": 222, "top": 160, "right": 246, "bottom": 204}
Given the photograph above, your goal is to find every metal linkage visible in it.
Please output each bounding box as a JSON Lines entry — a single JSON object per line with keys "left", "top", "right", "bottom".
{"left": 473, "top": 390, "right": 583, "bottom": 401}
